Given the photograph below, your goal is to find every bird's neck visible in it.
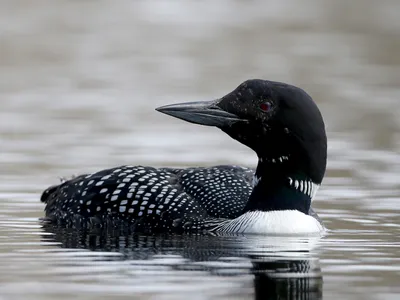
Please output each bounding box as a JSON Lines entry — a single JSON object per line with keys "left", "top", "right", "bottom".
{"left": 243, "top": 157, "right": 318, "bottom": 214}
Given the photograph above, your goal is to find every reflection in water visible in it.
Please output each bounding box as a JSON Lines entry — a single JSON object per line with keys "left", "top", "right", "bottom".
{"left": 253, "top": 261, "right": 322, "bottom": 300}
{"left": 42, "top": 225, "right": 323, "bottom": 299}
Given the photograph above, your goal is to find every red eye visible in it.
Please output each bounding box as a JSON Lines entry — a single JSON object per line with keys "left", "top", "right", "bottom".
{"left": 259, "top": 102, "right": 271, "bottom": 112}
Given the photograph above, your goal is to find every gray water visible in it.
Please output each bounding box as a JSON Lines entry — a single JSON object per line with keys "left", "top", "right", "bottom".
{"left": 1, "top": 0, "right": 400, "bottom": 299}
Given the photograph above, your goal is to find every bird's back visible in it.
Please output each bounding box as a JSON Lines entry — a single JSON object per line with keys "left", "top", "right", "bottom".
{"left": 41, "top": 165, "right": 254, "bottom": 232}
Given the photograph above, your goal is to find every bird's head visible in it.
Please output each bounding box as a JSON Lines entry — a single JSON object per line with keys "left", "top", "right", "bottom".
{"left": 156, "top": 79, "right": 327, "bottom": 184}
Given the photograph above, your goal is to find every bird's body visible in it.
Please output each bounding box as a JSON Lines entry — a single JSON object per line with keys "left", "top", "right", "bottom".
{"left": 41, "top": 165, "right": 253, "bottom": 232}
{"left": 41, "top": 79, "right": 327, "bottom": 235}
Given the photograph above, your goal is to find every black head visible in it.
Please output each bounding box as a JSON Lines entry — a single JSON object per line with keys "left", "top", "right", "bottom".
{"left": 156, "top": 79, "right": 327, "bottom": 184}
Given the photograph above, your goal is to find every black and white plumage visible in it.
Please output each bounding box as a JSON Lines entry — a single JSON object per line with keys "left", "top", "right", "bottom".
{"left": 41, "top": 165, "right": 254, "bottom": 232}
{"left": 41, "top": 79, "right": 327, "bottom": 235}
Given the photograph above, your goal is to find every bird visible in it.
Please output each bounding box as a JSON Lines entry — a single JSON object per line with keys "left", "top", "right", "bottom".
{"left": 40, "top": 79, "right": 327, "bottom": 235}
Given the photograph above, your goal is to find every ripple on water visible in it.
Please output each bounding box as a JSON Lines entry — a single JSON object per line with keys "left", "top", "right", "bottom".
{"left": 1, "top": 0, "right": 400, "bottom": 299}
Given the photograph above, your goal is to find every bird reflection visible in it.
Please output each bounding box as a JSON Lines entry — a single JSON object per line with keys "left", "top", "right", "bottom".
{"left": 41, "top": 225, "right": 323, "bottom": 299}
{"left": 252, "top": 260, "right": 322, "bottom": 299}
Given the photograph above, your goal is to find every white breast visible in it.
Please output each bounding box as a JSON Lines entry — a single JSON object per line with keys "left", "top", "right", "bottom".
{"left": 212, "top": 210, "right": 325, "bottom": 235}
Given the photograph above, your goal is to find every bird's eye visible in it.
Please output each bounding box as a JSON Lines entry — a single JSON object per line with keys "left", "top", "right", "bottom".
{"left": 259, "top": 102, "right": 272, "bottom": 112}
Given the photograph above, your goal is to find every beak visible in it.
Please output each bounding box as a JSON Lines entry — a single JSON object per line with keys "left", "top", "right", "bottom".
{"left": 156, "top": 100, "right": 245, "bottom": 127}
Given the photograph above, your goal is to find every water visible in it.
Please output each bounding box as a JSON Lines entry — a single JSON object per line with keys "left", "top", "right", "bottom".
{"left": 1, "top": 0, "right": 400, "bottom": 299}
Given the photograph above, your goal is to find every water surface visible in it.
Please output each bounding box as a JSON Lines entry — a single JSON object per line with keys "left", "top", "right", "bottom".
{"left": 1, "top": 0, "right": 400, "bottom": 299}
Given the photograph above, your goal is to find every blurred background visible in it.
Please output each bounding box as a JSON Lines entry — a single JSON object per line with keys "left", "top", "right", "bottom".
{"left": 0, "top": 0, "right": 399, "bottom": 299}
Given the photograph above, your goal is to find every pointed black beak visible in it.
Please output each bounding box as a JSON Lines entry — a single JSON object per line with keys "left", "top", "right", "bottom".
{"left": 156, "top": 100, "right": 245, "bottom": 127}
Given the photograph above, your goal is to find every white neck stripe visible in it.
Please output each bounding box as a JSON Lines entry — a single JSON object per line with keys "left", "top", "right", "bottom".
{"left": 259, "top": 155, "right": 289, "bottom": 164}
{"left": 252, "top": 174, "right": 261, "bottom": 187}
{"left": 288, "top": 177, "right": 320, "bottom": 200}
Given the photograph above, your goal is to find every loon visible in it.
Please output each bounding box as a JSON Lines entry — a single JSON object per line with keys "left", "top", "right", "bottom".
{"left": 40, "top": 79, "right": 327, "bottom": 235}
